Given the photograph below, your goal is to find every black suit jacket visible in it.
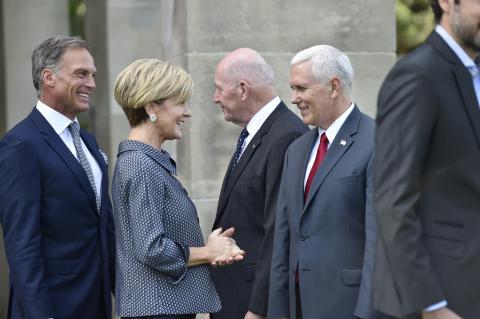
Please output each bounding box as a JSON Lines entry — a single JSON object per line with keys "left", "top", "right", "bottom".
{"left": 211, "top": 101, "right": 307, "bottom": 318}
{"left": 374, "top": 31, "right": 480, "bottom": 319}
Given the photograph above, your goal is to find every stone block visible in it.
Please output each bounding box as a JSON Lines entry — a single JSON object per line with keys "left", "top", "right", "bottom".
{"left": 3, "top": 0, "right": 68, "bottom": 129}
{"left": 186, "top": 0, "right": 395, "bottom": 53}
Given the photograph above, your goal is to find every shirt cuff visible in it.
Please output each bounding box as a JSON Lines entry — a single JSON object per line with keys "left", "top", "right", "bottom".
{"left": 424, "top": 300, "right": 448, "bottom": 312}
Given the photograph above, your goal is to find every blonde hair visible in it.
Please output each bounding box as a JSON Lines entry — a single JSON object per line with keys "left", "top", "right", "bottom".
{"left": 114, "top": 58, "right": 193, "bottom": 126}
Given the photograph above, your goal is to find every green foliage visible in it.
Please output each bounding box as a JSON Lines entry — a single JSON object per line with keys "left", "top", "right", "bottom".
{"left": 69, "top": 0, "right": 86, "bottom": 38}
{"left": 397, "top": 0, "right": 435, "bottom": 54}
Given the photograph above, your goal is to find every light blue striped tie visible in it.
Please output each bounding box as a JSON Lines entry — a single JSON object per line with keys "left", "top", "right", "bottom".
{"left": 469, "top": 64, "right": 480, "bottom": 108}
{"left": 69, "top": 122, "right": 100, "bottom": 212}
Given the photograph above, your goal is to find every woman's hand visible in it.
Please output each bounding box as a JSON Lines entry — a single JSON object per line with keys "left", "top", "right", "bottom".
{"left": 207, "top": 227, "right": 245, "bottom": 267}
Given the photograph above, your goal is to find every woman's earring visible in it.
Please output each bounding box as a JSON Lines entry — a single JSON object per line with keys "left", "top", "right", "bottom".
{"left": 149, "top": 114, "right": 157, "bottom": 122}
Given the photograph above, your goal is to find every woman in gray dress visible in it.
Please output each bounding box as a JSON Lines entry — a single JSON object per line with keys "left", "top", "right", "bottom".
{"left": 112, "top": 59, "right": 244, "bottom": 319}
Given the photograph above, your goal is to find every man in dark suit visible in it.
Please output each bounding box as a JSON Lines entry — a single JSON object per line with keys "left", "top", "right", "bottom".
{"left": 0, "top": 36, "right": 115, "bottom": 319}
{"left": 211, "top": 48, "right": 307, "bottom": 319}
{"left": 268, "top": 45, "right": 381, "bottom": 319}
{"left": 373, "top": 1, "right": 480, "bottom": 319}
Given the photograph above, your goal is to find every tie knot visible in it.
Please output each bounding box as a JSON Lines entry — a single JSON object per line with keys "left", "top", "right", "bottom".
{"left": 468, "top": 64, "right": 480, "bottom": 78}
{"left": 240, "top": 128, "right": 249, "bottom": 139}
{"left": 320, "top": 132, "right": 328, "bottom": 145}
{"left": 69, "top": 121, "right": 80, "bottom": 135}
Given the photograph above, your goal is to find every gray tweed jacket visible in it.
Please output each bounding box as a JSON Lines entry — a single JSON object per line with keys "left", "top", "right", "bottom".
{"left": 112, "top": 140, "right": 220, "bottom": 317}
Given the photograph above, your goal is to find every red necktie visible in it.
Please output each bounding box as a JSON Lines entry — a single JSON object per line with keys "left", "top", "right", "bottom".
{"left": 304, "top": 133, "right": 328, "bottom": 201}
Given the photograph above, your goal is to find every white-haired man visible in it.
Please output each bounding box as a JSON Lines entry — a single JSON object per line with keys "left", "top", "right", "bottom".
{"left": 211, "top": 48, "right": 307, "bottom": 319}
{"left": 268, "top": 45, "right": 383, "bottom": 319}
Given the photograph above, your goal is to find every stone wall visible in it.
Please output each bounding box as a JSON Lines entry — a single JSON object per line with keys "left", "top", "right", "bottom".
{"left": 0, "top": 0, "right": 396, "bottom": 315}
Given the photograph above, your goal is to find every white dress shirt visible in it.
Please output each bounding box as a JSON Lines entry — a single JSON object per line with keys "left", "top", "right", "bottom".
{"left": 304, "top": 102, "right": 354, "bottom": 188}
{"left": 238, "top": 96, "right": 281, "bottom": 159}
{"left": 36, "top": 101, "right": 102, "bottom": 199}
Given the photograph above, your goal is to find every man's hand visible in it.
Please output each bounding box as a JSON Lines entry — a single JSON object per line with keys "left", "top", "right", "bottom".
{"left": 244, "top": 310, "right": 266, "bottom": 319}
{"left": 422, "top": 307, "right": 462, "bottom": 319}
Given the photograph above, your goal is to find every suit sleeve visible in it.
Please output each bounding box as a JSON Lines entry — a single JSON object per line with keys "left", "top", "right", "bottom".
{"left": 355, "top": 153, "right": 380, "bottom": 319}
{"left": 106, "top": 195, "right": 116, "bottom": 294}
{"left": 0, "top": 137, "right": 55, "bottom": 318}
{"left": 248, "top": 131, "right": 303, "bottom": 316}
{"left": 267, "top": 145, "right": 293, "bottom": 319}
{"left": 118, "top": 157, "right": 189, "bottom": 284}
{"left": 374, "top": 61, "right": 445, "bottom": 316}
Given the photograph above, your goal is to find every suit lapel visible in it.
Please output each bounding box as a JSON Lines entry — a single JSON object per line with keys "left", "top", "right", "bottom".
{"left": 214, "top": 102, "right": 287, "bottom": 227}
{"left": 303, "top": 106, "right": 360, "bottom": 213}
{"left": 429, "top": 31, "right": 480, "bottom": 148}
{"left": 29, "top": 108, "right": 98, "bottom": 214}
{"left": 453, "top": 66, "right": 480, "bottom": 147}
{"left": 293, "top": 129, "right": 317, "bottom": 217}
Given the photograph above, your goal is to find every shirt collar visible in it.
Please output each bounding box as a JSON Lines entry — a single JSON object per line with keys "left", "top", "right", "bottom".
{"left": 435, "top": 25, "right": 477, "bottom": 75}
{"left": 117, "top": 139, "right": 177, "bottom": 175}
{"left": 318, "top": 102, "right": 355, "bottom": 144}
{"left": 245, "top": 96, "right": 280, "bottom": 136}
{"left": 36, "top": 100, "right": 78, "bottom": 134}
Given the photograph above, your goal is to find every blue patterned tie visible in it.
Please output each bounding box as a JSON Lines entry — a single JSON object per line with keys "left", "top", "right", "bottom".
{"left": 469, "top": 61, "right": 480, "bottom": 108}
{"left": 69, "top": 122, "right": 100, "bottom": 212}
{"left": 231, "top": 127, "right": 249, "bottom": 170}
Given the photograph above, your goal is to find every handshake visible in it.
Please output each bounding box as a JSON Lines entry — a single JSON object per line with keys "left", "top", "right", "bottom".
{"left": 206, "top": 227, "right": 245, "bottom": 267}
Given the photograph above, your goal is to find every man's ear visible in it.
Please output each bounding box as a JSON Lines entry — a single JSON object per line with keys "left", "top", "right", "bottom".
{"left": 42, "top": 69, "right": 55, "bottom": 87}
{"left": 438, "top": 0, "right": 452, "bottom": 15}
{"left": 330, "top": 77, "right": 341, "bottom": 98}
{"left": 239, "top": 81, "right": 248, "bottom": 101}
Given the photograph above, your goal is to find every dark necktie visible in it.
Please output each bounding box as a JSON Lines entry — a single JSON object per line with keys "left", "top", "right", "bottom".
{"left": 304, "top": 132, "right": 328, "bottom": 201}
{"left": 69, "top": 122, "right": 100, "bottom": 212}
{"left": 231, "top": 128, "right": 249, "bottom": 171}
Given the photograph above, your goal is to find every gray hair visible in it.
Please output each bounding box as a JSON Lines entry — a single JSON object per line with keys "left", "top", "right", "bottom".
{"left": 291, "top": 45, "right": 353, "bottom": 96}
{"left": 31, "top": 36, "right": 89, "bottom": 97}
{"left": 226, "top": 59, "right": 275, "bottom": 86}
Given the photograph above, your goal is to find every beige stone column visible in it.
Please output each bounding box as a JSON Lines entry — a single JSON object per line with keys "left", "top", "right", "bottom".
{"left": 89, "top": 0, "right": 396, "bottom": 236}
{"left": 86, "top": 1, "right": 395, "bottom": 318}
{"left": 181, "top": 0, "right": 397, "bottom": 234}
{"left": 0, "top": 0, "right": 69, "bottom": 315}
{"left": 87, "top": 0, "right": 184, "bottom": 177}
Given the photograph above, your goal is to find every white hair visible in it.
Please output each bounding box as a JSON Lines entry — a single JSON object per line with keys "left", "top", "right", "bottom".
{"left": 225, "top": 52, "right": 275, "bottom": 86}
{"left": 291, "top": 45, "right": 353, "bottom": 96}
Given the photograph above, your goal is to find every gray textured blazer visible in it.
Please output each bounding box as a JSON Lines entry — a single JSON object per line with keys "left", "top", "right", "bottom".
{"left": 268, "top": 106, "right": 382, "bottom": 319}
{"left": 112, "top": 140, "right": 220, "bottom": 317}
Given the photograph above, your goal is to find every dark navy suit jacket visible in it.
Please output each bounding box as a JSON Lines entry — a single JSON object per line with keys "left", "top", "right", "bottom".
{"left": 0, "top": 108, "right": 115, "bottom": 319}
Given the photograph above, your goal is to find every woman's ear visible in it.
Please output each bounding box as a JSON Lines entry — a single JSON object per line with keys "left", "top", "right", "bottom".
{"left": 145, "top": 102, "right": 156, "bottom": 115}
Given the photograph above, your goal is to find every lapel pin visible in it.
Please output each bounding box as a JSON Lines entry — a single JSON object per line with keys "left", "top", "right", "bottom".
{"left": 340, "top": 140, "right": 347, "bottom": 146}
{"left": 252, "top": 144, "right": 256, "bottom": 148}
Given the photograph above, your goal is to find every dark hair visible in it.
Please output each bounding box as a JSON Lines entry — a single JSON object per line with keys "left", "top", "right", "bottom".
{"left": 121, "top": 106, "right": 150, "bottom": 127}
{"left": 31, "top": 36, "right": 89, "bottom": 96}
{"left": 431, "top": 0, "right": 460, "bottom": 23}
